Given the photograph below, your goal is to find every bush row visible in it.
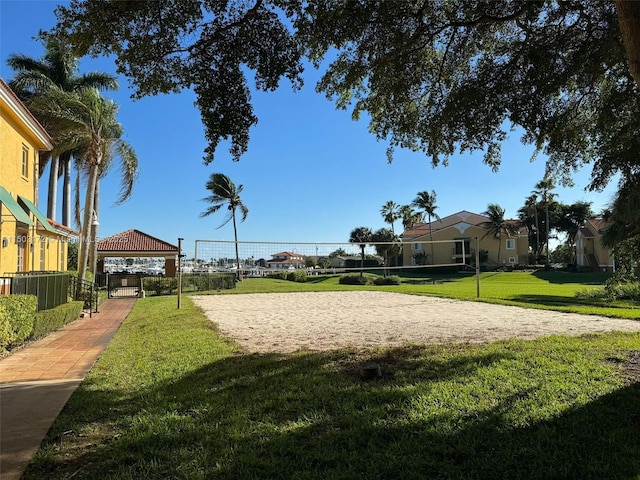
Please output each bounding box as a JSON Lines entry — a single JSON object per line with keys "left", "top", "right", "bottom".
{"left": 143, "top": 273, "right": 237, "bottom": 296}
{"left": 0, "top": 295, "right": 36, "bottom": 350}
{"left": 267, "top": 270, "right": 308, "bottom": 283}
{"left": 0, "top": 296, "right": 83, "bottom": 351}
{"left": 32, "top": 301, "right": 84, "bottom": 339}
{"left": 339, "top": 275, "right": 401, "bottom": 286}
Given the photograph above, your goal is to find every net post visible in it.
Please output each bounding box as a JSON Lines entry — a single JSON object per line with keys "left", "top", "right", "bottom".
{"left": 475, "top": 237, "right": 480, "bottom": 298}
{"left": 177, "top": 237, "right": 183, "bottom": 309}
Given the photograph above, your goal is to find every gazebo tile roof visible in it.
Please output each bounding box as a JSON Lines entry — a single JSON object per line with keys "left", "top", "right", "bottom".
{"left": 97, "top": 229, "right": 178, "bottom": 253}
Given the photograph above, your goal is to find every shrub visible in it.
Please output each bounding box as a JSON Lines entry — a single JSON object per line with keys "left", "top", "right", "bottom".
{"left": 287, "top": 270, "right": 307, "bottom": 283}
{"left": 0, "top": 295, "right": 37, "bottom": 350}
{"left": 143, "top": 277, "right": 178, "bottom": 295}
{"left": 268, "top": 270, "right": 289, "bottom": 280}
{"left": 373, "top": 275, "right": 401, "bottom": 285}
{"left": 339, "top": 274, "right": 369, "bottom": 285}
{"left": 31, "top": 301, "right": 83, "bottom": 339}
{"left": 188, "top": 273, "right": 236, "bottom": 291}
{"left": 606, "top": 282, "right": 640, "bottom": 301}
{"left": 144, "top": 277, "right": 165, "bottom": 296}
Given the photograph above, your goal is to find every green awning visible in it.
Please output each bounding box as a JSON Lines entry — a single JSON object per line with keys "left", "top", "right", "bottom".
{"left": 0, "top": 186, "right": 34, "bottom": 226}
{"left": 17, "top": 195, "right": 56, "bottom": 233}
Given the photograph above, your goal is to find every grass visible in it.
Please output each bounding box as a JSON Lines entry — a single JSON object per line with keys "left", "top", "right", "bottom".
{"left": 218, "top": 271, "right": 640, "bottom": 319}
{"left": 23, "top": 296, "right": 640, "bottom": 479}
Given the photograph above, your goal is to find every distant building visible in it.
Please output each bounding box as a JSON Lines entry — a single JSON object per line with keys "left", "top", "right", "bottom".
{"left": 266, "top": 251, "right": 305, "bottom": 270}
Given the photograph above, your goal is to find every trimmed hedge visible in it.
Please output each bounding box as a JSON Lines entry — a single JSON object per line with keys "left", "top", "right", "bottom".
{"left": 31, "top": 301, "right": 84, "bottom": 340}
{"left": 0, "top": 295, "right": 37, "bottom": 350}
{"left": 268, "top": 270, "right": 308, "bottom": 283}
{"left": 143, "top": 273, "right": 237, "bottom": 296}
{"left": 339, "top": 274, "right": 369, "bottom": 285}
{"left": 268, "top": 270, "right": 289, "bottom": 280}
{"left": 144, "top": 277, "right": 178, "bottom": 296}
{"left": 373, "top": 275, "right": 401, "bottom": 285}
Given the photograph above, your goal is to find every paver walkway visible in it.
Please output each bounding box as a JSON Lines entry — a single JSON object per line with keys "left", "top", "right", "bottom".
{"left": 0, "top": 298, "right": 136, "bottom": 480}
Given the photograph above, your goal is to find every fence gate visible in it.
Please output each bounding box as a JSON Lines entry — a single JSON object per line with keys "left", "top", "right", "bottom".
{"left": 108, "top": 274, "right": 141, "bottom": 298}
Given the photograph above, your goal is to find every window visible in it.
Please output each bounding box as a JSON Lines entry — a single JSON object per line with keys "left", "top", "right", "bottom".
{"left": 508, "top": 257, "right": 516, "bottom": 264}
{"left": 40, "top": 238, "right": 46, "bottom": 270}
{"left": 506, "top": 238, "right": 516, "bottom": 250}
{"left": 21, "top": 146, "right": 29, "bottom": 178}
{"left": 60, "top": 241, "right": 65, "bottom": 271}
{"left": 17, "top": 235, "right": 26, "bottom": 272}
{"left": 454, "top": 239, "right": 471, "bottom": 255}
{"left": 413, "top": 243, "right": 422, "bottom": 251}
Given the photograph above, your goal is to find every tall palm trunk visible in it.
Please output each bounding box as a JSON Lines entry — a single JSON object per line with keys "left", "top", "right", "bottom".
{"left": 78, "top": 156, "right": 100, "bottom": 284}
{"left": 47, "top": 155, "right": 59, "bottom": 220}
{"left": 545, "top": 201, "right": 550, "bottom": 267}
{"left": 428, "top": 213, "right": 434, "bottom": 265}
{"left": 62, "top": 156, "right": 72, "bottom": 226}
{"left": 232, "top": 210, "right": 241, "bottom": 281}
{"left": 534, "top": 206, "right": 540, "bottom": 261}
{"left": 88, "top": 181, "right": 99, "bottom": 276}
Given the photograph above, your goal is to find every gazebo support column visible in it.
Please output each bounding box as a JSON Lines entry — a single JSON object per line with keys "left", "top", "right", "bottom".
{"left": 165, "top": 257, "right": 176, "bottom": 278}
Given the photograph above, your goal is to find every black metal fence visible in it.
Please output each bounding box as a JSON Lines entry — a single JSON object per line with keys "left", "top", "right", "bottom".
{"left": 3, "top": 272, "right": 69, "bottom": 311}
{"left": 68, "top": 275, "right": 99, "bottom": 316}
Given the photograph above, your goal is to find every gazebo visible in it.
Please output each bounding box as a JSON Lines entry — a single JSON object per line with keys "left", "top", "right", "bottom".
{"left": 96, "top": 229, "right": 179, "bottom": 277}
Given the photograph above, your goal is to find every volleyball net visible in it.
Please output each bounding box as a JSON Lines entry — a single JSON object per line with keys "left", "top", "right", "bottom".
{"left": 191, "top": 239, "right": 479, "bottom": 276}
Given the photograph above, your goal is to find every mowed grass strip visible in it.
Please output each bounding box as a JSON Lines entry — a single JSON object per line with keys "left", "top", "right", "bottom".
{"left": 227, "top": 271, "right": 640, "bottom": 319}
{"left": 24, "top": 296, "right": 640, "bottom": 479}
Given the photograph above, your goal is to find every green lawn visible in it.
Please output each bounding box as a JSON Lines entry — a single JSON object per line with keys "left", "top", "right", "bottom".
{"left": 224, "top": 271, "right": 640, "bottom": 319}
{"left": 24, "top": 296, "right": 640, "bottom": 479}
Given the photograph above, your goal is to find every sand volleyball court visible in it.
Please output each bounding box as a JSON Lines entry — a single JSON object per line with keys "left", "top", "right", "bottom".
{"left": 191, "top": 291, "right": 640, "bottom": 353}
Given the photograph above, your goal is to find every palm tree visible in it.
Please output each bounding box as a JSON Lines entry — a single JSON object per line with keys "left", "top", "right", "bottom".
{"left": 380, "top": 201, "right": 400, "bottom": 235}
{"left": 481, "top": 204, "right": 520, "bottom": 266}
{"left": 371, "top": 228, "right": 399, "bottom": 276}
{"left": 349, "top": 226, "right": 373, "bottom": 277}
{"left": 558, "top": 201, "right": 593, "bottom": 264}
{"left": 200, "top": 173, "right": 249, "bottom": 280}
{"left": 519, "top": 194, "right": 541, "bottom": 262}
{"left": 533, "top": 176, "right": 556, "bottom": 267}
{"left": 29, "top": 87, "right": 137, "bottom": 283}
{"left": 412, "top": 190, "right": 440, "bottom": 264}
{"left": 399, "top": 205, "right": 421, "bottom": 231}
{"left": 7, "top": 35, "right": 118, "bottom": 225}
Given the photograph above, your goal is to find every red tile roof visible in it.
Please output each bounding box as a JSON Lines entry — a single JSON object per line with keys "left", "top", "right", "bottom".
{"left": 97, "top": 229, "right": 178, "bottom": 253}
{"left": 47, "top": 219, "right": 79, "bottom": 237}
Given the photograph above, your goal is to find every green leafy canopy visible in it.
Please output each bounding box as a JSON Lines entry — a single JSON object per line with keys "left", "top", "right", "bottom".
{"left": 52, "top": 1, "right": 640, "bottom": 192}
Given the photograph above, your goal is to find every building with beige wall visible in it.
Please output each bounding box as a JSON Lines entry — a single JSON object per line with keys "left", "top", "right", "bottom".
{"left": 0, "top": 78, "right": 75, "bottom": 276}
{"left": 402, "top": 210, "right": 529, "bottom": 268}
{"left": 576, "top": 218, "right": 615, "bottom": 272}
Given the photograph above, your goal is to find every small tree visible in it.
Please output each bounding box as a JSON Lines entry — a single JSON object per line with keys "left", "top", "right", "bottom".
{"left": 371, "top": 228, "right": 399, "bottom": 277}
{"left": 349, "top": 227, "right": 373, "bottom": 277}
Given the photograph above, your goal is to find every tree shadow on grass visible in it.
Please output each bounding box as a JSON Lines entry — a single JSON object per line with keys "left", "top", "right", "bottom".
{"left": 532, "top": 270, "right": 610, "bottom": 285}
{"left": 23, "top": 345, "right": 640, "bottom": 480}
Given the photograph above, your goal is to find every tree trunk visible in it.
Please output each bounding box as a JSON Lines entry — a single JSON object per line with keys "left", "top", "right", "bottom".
{"left": 78, "top": 162, "right": 99, "bottom": 284}
{"left": 616, "top": 0, "right": 640, "bottom": 88}
{"left": 545, "top": 203, "right": 550, "bottom": 267}
{"left": 232, "top": 210, "right": 241, "bottom": 281}
{"left": 62, "top": 156, "right": 72, "bottom": 227}
{"left": 47, "top": 155, "right": 59, "bottom": 220}
{"left": 428, "top": 214, "right": 435, "bottom": 265}
{"left": 88, "top": 181, "right": 99, "bottom": 276}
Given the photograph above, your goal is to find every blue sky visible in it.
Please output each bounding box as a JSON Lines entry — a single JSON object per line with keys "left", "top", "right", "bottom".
{"left": 0, "top": 0, "right": 619, "bottom": 256}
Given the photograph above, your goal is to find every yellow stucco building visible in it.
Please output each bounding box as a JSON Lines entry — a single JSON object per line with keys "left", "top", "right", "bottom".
{"left": 402, "top": 210, "right": 529, "bottom": 268}
{"left": 0, "top": 78, "right": 74, "bottom": 280}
